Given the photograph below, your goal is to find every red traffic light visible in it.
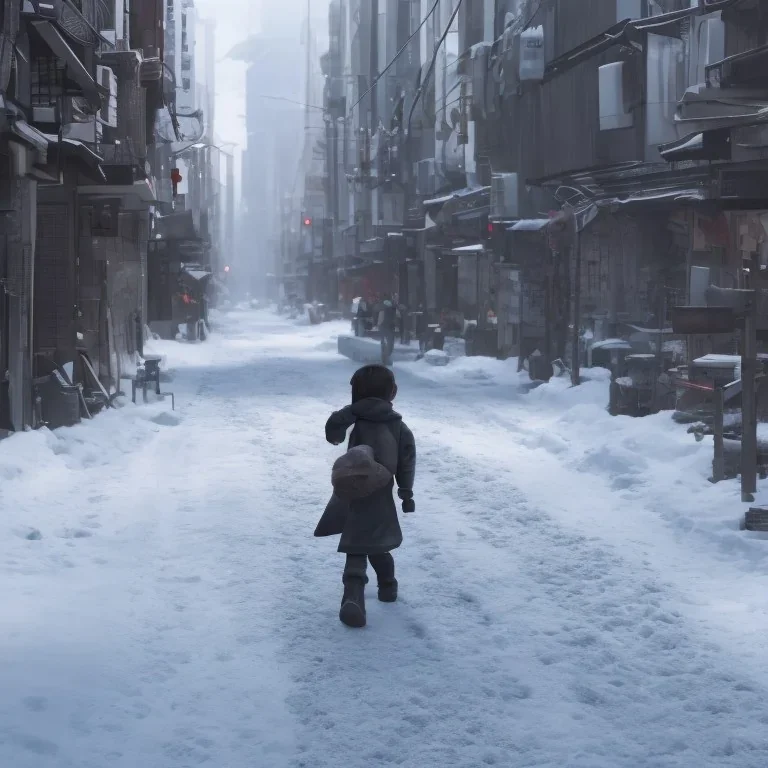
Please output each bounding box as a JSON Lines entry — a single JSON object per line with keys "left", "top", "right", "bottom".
{"left": 224, "top": 265, "right": 230, "bottom": 273}
{"left": 303, "top": 216, "right": 312, "bottom": 227}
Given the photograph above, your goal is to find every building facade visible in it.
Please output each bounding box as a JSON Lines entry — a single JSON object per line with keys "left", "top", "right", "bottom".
{"left": 301, "top": 0, "right": 767, "bottom": 376}
{"left": 0, "top": 0, "right": 226, "bottom": 437}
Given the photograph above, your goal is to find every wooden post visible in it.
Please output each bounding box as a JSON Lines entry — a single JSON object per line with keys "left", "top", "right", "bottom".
{"left": 742, "top": 293, "right": 758, "bottom": 502}
{"left": 712, "top": 386, "right": 725, "bottom": 484}
{"left": 572, "top": 231, "right": 581, "bottom": 386}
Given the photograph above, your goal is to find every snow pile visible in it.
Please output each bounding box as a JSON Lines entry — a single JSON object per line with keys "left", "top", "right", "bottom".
{"left": 404, "top": 350, "right": 528, "bottom": 389}
{"left": 424, "top": 349, "right": 449, "bottom": 366}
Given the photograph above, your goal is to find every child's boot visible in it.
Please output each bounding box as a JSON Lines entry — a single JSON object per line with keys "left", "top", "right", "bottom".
{"left": 339, "top": 578, "right": 366, "bottom": 628}
{"left": 371, "top": 553, "right": 398, "bottom": 603}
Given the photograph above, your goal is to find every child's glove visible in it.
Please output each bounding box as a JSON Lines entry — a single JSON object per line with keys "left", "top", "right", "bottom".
{"left": 398, "top": 489, "right": 415, "bottom": 513}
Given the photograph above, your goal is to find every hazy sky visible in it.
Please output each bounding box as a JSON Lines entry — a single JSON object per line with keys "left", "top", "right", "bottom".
{"left": 196, "top": 0, "right": 329, "bottom": 178}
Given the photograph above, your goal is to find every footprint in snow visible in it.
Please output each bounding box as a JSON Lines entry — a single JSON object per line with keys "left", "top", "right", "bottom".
{"left": 15, "top": 527, "right": 42, "bottom": 541}
{"left": 60, "top": 528, "right": 92, "bottom": 539}
{"left": 23, "top": 696, "right": 48, "bottom": 712}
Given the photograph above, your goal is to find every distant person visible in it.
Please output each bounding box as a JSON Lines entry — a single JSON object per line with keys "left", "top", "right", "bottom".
{"left": 378, "top": 295, "right": 397, "bottom": 366}
{"left": 315, "top": 365, "right": 417, "bottom": 628}
{"left": 355, "top": 297, "right": 368, "bottom": 337}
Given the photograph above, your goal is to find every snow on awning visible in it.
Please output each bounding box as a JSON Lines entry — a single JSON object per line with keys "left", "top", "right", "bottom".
{"left": 605, "top": 189, "right": 707, "bottom": 206}
{"left": 625, "top": 324, "right": 674, "bottom": 335}
{"left": 423, "top": 186, "right": 490, "bottom": 207}
{"left": 508, "top": 219, "right": 550, "bottom": 231}
{"left": 184, "top": 270, "right": 211, "bottom": 281}
{"left": 591, "top": 338, "right": 632, "bottom": 350}
{"left": 451, "top": 244, "right": 484, "bottom": 254}
{"left": 10, "top": 120, "right": 49, "bottom": 152}
{"left": 693, "top": 354, "right": 740, "bottom": 369}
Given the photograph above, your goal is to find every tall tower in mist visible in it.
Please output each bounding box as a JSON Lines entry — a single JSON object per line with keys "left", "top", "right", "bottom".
{"left": 231, "top": 1, "right": 329, "bottom": 298}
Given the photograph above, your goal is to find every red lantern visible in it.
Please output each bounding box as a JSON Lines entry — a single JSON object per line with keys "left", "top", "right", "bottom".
{"left": 171, "top": 167, "right": 182, "bottom": 197}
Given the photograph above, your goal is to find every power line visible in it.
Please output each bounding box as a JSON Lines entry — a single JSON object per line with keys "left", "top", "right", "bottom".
{"left": 521, "top": 0, "right": 544, "bottom": 31}
{"left": 348, "top": 0, "right": 442, "bottom": 117}
{"left": 259, "top": 94, "right": 326, "bottom": 111}
{"left": 406, "top": 0, "right": 464, "bottom": 136}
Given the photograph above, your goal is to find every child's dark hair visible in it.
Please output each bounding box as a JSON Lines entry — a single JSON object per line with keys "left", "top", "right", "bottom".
{"left": 350, "top": 364, "right": 397, "bottom": 403}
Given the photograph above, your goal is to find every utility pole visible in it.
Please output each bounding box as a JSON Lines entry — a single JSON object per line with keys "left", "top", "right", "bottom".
{"left": 305, "top": 0, "right": 311, "bottom": 133}
{"left": 571, "top": 229, "right": 581, "bottom": 386}
{"left": 742, "top": 290, "right": 758, "bottom": 502}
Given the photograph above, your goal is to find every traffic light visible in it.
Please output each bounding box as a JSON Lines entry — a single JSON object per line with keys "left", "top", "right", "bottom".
{"left": 302, "top": 215, "right": 313, "bottom": 227}
{"left": 223, "top": 265, "right": 230, "bottom": 273}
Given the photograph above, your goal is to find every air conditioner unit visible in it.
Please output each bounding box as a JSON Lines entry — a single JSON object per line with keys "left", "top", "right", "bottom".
{"left": 96, "top": 65, "right": 118, "bottom": 128}
{"left": 599, "top": 62, "right": 633, "bottom": 130}
{"left": 490, "top": 173, "right": 520, "bottom": 219}
{"left": 416, "top": 159, "right": 436, "bottom": 196}
{"left": 519, "top": 26, "right": 544, "bottom": 82}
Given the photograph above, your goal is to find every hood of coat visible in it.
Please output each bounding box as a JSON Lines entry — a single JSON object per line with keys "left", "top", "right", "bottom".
{"left": 350, "top": 397, "right": 401, "bottom": 423}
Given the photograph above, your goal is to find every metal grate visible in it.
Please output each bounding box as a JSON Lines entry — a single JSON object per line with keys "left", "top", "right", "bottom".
{"left": 31, "top": 56, "right": 66, "bottom": 106}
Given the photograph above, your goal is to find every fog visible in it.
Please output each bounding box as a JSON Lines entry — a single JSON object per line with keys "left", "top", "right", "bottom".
{"left": 193, "top": 0, "right": 329, "bottom": 293}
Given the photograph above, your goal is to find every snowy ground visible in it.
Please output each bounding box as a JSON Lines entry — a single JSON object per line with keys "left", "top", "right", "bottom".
{"left": 3, "top": 308, "right": 768, "bottom": 768}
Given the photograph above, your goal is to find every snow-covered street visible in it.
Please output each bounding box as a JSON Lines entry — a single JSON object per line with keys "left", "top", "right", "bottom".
{"left": 4, "top": 308, "right": 768, "bottom": 768}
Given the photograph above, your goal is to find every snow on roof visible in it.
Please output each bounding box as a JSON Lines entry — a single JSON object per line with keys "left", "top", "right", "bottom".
{"left": 424, "top": 186, "right": 490, "bottom": 207}
{"left": 591, "top": 338, "right": 632, "bottom": 350}
{"left": 451, "top": 244, "right": 484, "bottom": 253}
{"left": 693, "top": 354, "right": 740, "bottom": 368}
{"left": 184, "top": 270, "right": 211, "bottom": 281}
{"left": 625, "top": 324, "right": 674, "bottom": 335}
{"left": 508, "top": 219, "right": 550, "bottom": 231}
{"left": 611, "top": 189, "right": 707, "bottom": 205}
{"left": 423, "top": 193, "right": 455, "bottom": 206}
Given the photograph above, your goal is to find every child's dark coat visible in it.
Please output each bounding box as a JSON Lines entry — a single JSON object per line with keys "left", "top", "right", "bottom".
{"left": 315, "top": 397, "right": 416, "bottom": 554}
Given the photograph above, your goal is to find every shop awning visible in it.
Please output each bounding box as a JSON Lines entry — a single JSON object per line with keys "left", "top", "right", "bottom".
{"left": 44, "top": 133, "right": 103, "bottom": 166}
{"left": 403, "top": 212, "right": 438, "bottom": 232}
{"left": 455, "top": 206, "right": 489, "bottom": 221}
{"left": 608, "top": 188, "right": 707, "bottom": 206}
{"left": 182, "top": 269, "right": 212, "bottom": 282}
{"left": 658, "top": 130, "right": 731, "bottom": 163}
{"left": 423, "top": 193, "right": 455, "bottom": 206}
{"left": 9, "top": 119, "right": 49, "bottom": 153}
{"left": 32, "top": 21, "right": 102, "bottom": 108}
{"left": 423, "top": 185, "right": 490, "bottom": 208}
{"left": 508, "top": 219, "right": 550, "bottom": 231}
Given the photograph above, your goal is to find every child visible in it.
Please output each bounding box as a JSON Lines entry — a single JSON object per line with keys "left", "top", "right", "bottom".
{"left": 315, "top": 364, "right": 416, "bottom": 628}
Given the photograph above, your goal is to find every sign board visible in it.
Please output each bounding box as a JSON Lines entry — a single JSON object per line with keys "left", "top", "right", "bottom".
{"left": 689, "top": 266, "right": 710, "bottom": 307}
{"left": 671, "top": 306, "right": 736, "bottom": 335}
